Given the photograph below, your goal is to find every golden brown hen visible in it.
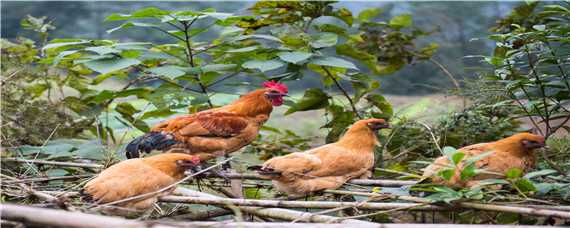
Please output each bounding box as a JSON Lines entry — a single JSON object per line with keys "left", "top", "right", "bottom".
{"left": 422, "top": 132, "right": 546, "bottom": 188}
{"left": 250, "top": 118, "right": 390, "bottom": 197}
{"left": 125, "top": 81, "right": 287, "bottom": 160}
{"left": 81, "top": 153, "right": 200, "bottom": 214}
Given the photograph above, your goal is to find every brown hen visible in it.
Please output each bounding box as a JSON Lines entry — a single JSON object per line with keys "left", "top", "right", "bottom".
{"left": 81, "top": 153, "right": 200, "bottom": 214}
{"left": 250, "top": 118, "right": 390, "bottom": 197}
{"left": 422, "top": 133, "right": 546, "bottom": 188}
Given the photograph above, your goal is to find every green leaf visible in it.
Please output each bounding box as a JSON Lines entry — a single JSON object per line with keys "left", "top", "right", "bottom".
{"left": 115, "top": 102, "right": 139, "bottom": 116}
{"left": 106, "top": 22, "right": 159, "bottom": 34}
{"left": 285, "top": 88, "right": 329, "bottom": 115}
{"left": 242, "top": 59, "right": 285, "bottom": 72}
{"left": 85, "top": 46, "right": 119, "bottom": 55}
{"left": 277, "top": 51, "right": 313, "bottom": 64}
{"left": 82, "top": 57, "right": 141, "bottom": 74}
{"left": 202, "top": 64, "right": 237, "bottom": 72}
{"left": 310, "top": 32, "right": 338, "bottom": 48}
{"left": 505, "top": 168, "right": 523, "bottom": 179}
{"left": 358, "top": 8, "right": 383, "bottom": 22}
{"left": 148, "top": 66, "right": 187, "bottom": 78}
{"left": 460, "top": 163, "right": 477, "bottom": 181}
{"left": 234, "top": 34, "right": 282, "bottom": 43}
{"left": 532, "top": 24, "right": 546, "bottom": 31}
{"left": 365, "top": 94, "right": 393, "bottom": 117}
{"left": 225, "top": 46, "right": 259, "bottom": 53}
{"left": 76, "top": 141, "right": 106, "bottom": 160}
{"left": 389, "top": 14, "right": 412, "bottom": 28}
{"left": 42, "top": 40, "right": 90, "bottom": 50}
{"left": 140, "top": 108, "right": 176, "bottom": 120}
{"left": 438, "top": 169, "right": 455, "bottom": 181}
{"left": 451, "top": 152, "right": 465, "bottom": 165}
{"left": 496, "top": 212, "right": 519, "bottom": 224}
{"left": 514, "top": 178, "right": 537, "bottom": 193}
{"left": 310, "top": 56, "right": 358, "bottom": 70}
{"left": 524, "top": 169, "right": 557, "bottom": 179}
{"left": 46, "top": 169, "right": 68, "bottom": 177}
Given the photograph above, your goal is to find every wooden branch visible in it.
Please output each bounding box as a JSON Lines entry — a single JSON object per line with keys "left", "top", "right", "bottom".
{"left": 2, "top": 158, "right": 103, "bottom": 169}
{"left": 201, "top": 172, "right": 417, "bottom": 187}
{"left": 170, "top": 188, "right": 374, "bottom": 224}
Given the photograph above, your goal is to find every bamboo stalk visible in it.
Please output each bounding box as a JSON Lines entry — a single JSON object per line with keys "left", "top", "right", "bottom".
{"left": 160, "top": 195, "right": 446, "bottom": 211}
{"left": 3, "top": 174, "right": 93, "bottom": 184}
{"left": 5, "top": 206, "right": 545, "bottom": 228}
{"left": 1, "top": 204, "right": 149, "bottom": 228}
{"left": 201, "top": 172, "right": 417, "bottom": 187}
{"left": 2, "top": 158, "right": 103, "bottom": 169}
{"left": 325, "top": 189, "right": 570, "bottom": 218}
{"left": 170, "top": 187, "right": 374, "bottom": 224}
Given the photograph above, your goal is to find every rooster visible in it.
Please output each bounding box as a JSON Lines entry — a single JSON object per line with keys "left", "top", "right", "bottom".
{"left": 125, "top": 81, "right": 288, "bottom": 160}
{"left": 249, "top": 118, "right": 390, "bottom": 197}
{"left": 81, "top": 153, "right": 200, "bottom": 214}
{"left": 422, "top": 132, "right": 546, "bottom": 188}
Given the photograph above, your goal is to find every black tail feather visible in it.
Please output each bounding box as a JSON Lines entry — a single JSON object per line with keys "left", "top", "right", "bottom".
{"left": 125, "top": 132, "right": 177, "bottom": 159}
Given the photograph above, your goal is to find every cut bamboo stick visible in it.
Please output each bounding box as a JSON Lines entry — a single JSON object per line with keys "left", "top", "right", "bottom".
{"left": 201, "top": 172, "right": 417, "bottom": 187}
{"left": 2, "top": 158, "right": 103, "bottom": 169}
{"left": 170, "top": 187, "right": 375, "bottom": 225}
{"left": 1, "top": 204, "right": 149, "bottom": 228}
{"left": 160, "top": 195, "right": 446, "bottom": 211}
{"left": 0, "top": 204, "right": 557, "bottom": 228}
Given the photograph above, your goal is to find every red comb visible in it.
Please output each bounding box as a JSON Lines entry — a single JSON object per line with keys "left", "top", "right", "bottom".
{"left": 191, "top": 156, "right": 201, "bottom": 165}
{"left": 262, "top": 81, "right": 288, "bottom": 94}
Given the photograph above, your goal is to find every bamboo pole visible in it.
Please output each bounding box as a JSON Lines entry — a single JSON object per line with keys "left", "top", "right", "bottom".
{"left": 3, "top": 174, "right": 93, "bottom": 184}
{"left": 160, "top": 195, "right": 446, "bottom": 211}
{"left": 170, "top": 187, "right": 375, "bottom": 224}
{"left": 2, "top": 158, "right": 103, "bottom": 169}
{"left": 201, "top": 172, "right": 417, "bottom": 187}
{"left": 325, "top": 189, "right": 570, "bottom": 219}
{"left": 1, "top": 204, "right": 151, "bottom": 228}
{"left": 0, "top": 204, "right": 557, "bottom": 228}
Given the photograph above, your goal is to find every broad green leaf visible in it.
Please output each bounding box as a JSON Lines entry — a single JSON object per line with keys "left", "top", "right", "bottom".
{"left": 106, "top": 22, "right": 159, "bottom": 34}
{"left": 141, "top": 108, "right": 176, "bottom": 120}
{"left": 460, "top": 163, "right": 477, "bottom": 181}
{"left": 366, "top": 94, "right": 393, "bottom": 117}
{"left": 53, "top": 50, "right": 80, "bottom": 65}
{"left": 85, "top": 46, "right": 119, "bottom": 55}
{"left": 202, "top": 64, "right": 237, "bottom": 72}
{"left": 389, "top": 14, "right": 412, "bottom": 28}
{"left": 505, "top": 168, "right": 523, "bottom": 179}
{"left": 242, "top": 59, "right": 285, "bottom": 72}
{"left": 148, "top": 66, "right": 187, "bottom": 78}
{"left": 277, "top": 51, "right": 313, "bottom": 64}
{"left": 225, "top": 46, "right": 259, "bottom": 53}
{"left": 116, "top": 102, "right": 140, "bottom": 117}
{"left": 358, "top": 8, "right": 383, "bottom": 22}
{"left": 310, "top": 56, "right": 358, "bottom": 70}
{"left": 514, "top": 178, "right": 537, "bottom": 193}
{"left": 82, "top": 57, "right": 141, "bottom": 74}
{"left": 76, "top": 141, "right": 106, "bottom": 160}
{"left": 285, "top": 88, "right": 329, "bottom": 115}
{"left": 234, "top": 34, "right": 282, "bottom": 43}
{"left": 438, "top": 169, "right": 455, "bottom": 181}
{"left": 524, "top": 169, "right": 557, "bottom": 179}
{"left": 42, "top": 41, "right": 90, "bottom": 50}
{"left": 451, "top": 152, "right": 465, "bottom": 165}
{"left": 46, "top": 169, "right": 68, "bottom": 177}
{"left": 310, "top": 32, "right": 338, "bottom": 48}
